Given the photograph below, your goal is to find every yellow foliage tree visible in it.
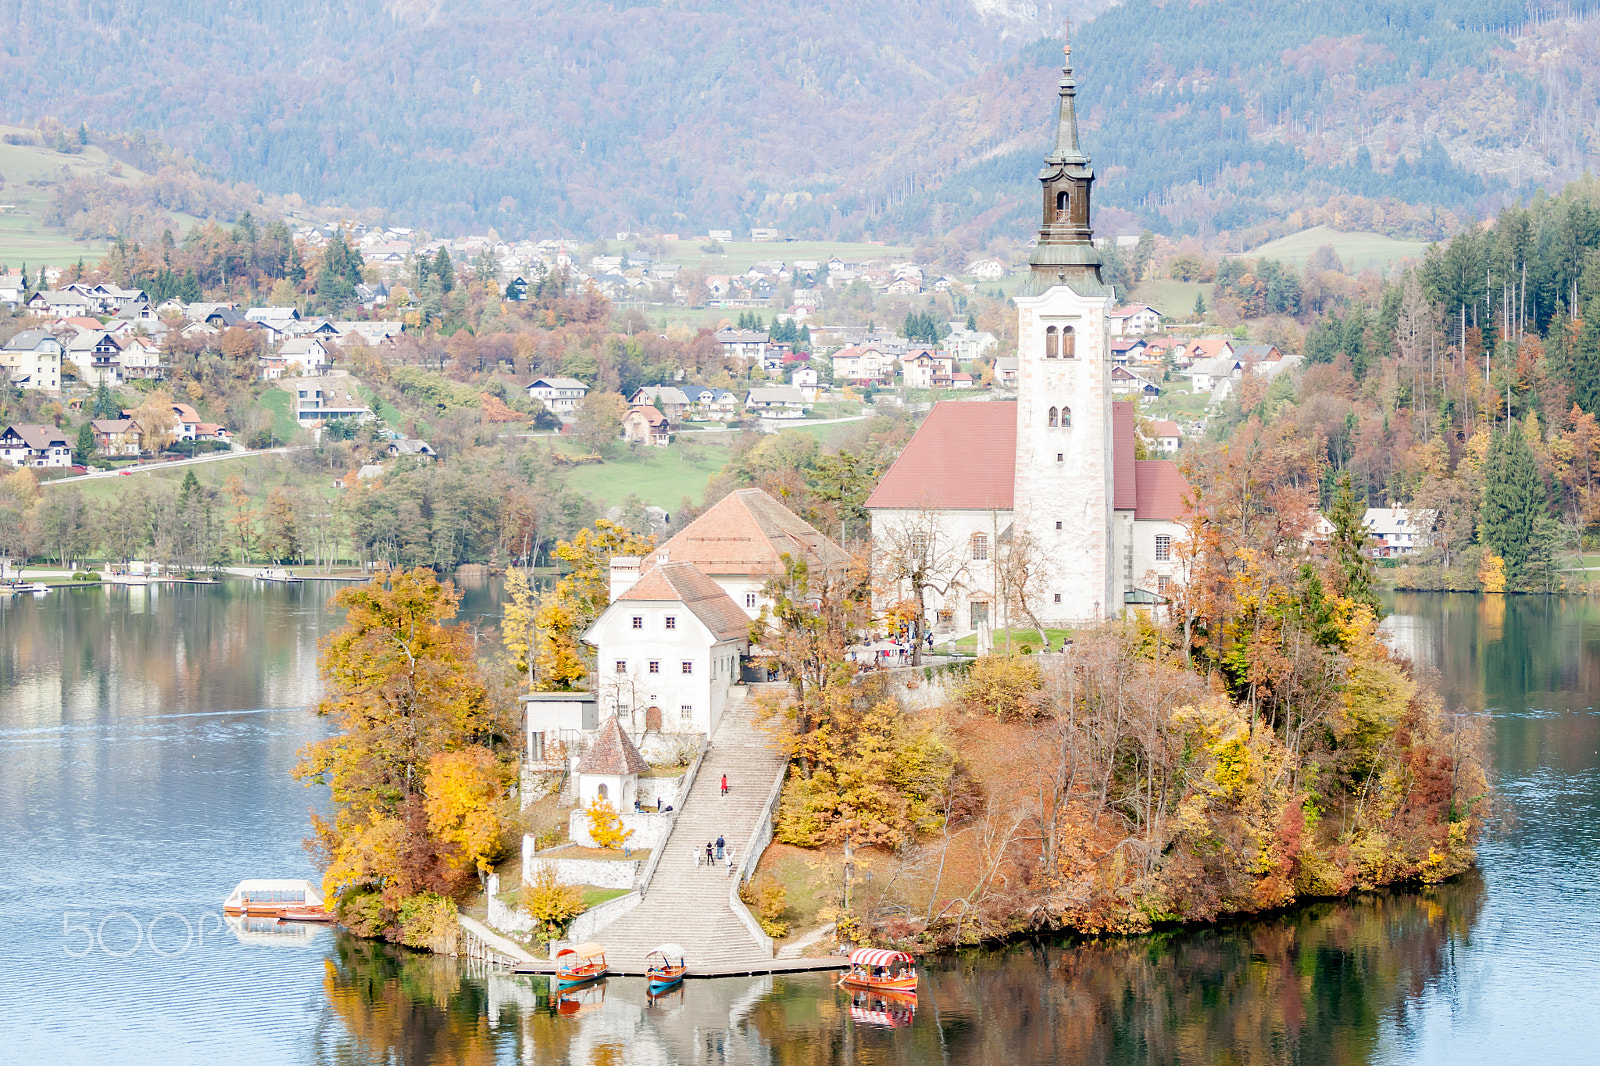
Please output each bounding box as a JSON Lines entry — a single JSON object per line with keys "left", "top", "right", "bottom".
{"left": 532, "top": 519, "right": 655, "bottom": 690}
{"left": 423, "top": 747, "right": 508, "bottom": 877}
{"left": 584, "top": 796, "right": 633, "bottom": 851}
{"left": 521, "top": 863, "right": 586, "bottom": 935}
{"left": 501, "top": 567, "right": 538, "bottom": 680}
{"left": 1478, "top": 549, "right": 1507, "bottom": 592}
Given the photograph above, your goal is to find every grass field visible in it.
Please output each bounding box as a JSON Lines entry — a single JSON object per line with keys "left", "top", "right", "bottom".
{"left": 66, "top": 452, "right": 314, "bottom": 505}
{"left": 1131, "top": 278, "right": 1207, "bottom": 321}
{"left": 1248, "top": 225, "right": 1430, "bottom": 272}
{"left": 551, "top": 436, "right": 735, "bottom": 509}
{"left": 1141, "top": 380, "right": 1210, "bottom": 422}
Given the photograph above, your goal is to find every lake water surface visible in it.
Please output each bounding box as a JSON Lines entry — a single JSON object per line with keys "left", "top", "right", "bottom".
{"left": 1, "top": 585, "right": 1595, "bottom": 1064}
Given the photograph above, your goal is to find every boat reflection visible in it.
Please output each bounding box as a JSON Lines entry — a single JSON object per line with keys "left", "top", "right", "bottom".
{"left": 847, "top": 987, "right": 916, "bottom": 1028}
{"left": 555, "top": 978, "right": 607, "bottom": 1016}
{"left": 647, "top": 981, "right": 686, "bottom": 1010}
{"left": 224, "top": 914, "right": 324, "bottom": 947}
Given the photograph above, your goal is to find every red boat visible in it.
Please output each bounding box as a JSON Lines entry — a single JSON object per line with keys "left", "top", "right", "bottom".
{"left": 838, "top": 948, "right": 918, "bottom": 994}
{"left": 555, "top": 942, "right": 608, "bottom": 989}
{"left": 223, "top": 879, "right": 334, "bottom": 922}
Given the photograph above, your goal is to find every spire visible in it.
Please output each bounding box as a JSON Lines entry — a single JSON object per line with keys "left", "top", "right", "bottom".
{"left": 1046, "top": 26, "right": 1088, "bottom": 167}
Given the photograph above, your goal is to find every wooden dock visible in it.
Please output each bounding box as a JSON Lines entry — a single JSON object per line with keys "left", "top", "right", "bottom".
{"left": 511, "top": 956, "right": 850, "bottom": 978}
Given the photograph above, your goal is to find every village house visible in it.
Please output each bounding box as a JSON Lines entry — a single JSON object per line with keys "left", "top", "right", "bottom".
{"left": 386, "top": 438, "right": 436, "bottom": 459}
{"left": 945, "top": 326, "right": 999, "bottom": 362}
{"left": 622, "top": 405, "right": 673, "bottom": 447}
{"left": 628, "top": 386, "right": 691, "bottom": 422}
{"left": 994, "top": 357, "right": 1019, "bottom": 386}
{"left": 1110, "top": 365, "right": 1161, "bottom": 396}
{"left": 525, "top": 376, "right": 589, "bottom": 413}
{"left": 288, "top": 380, "right": 371, "bottom": 425}
{"left": 830, "top": 345, "right": 894, "bottom": 384}
{"left": 964, "top": 258, "right": 1011, "bottom": 280}
{"left": 790, "top": 365, "right": 818, "bottom": 390}
{"left": 0, "top": 330, "right": 64, "bottom": 391}
{"left": 1187, "top": 353, "right": 1244, "bottom": 394}
{"left": 714, "top": 327, "right": 769, "bottom": 363}
{"left": 1109, "top": 304, "right": 1162, "bottom": 336}
{"left": 1109, "top": 338, "right": 1147, "bottom": 365}
{"left": 584, "top": 561, "right": 751, "bottom": 738}
{"left": 25, "top": 289, "right": 94, "bottom": 318}
{"left": 0, "top": 424, "right": 72, "bottom": 468}
{"left": 745, "top": 386, "right": 807, "bottom": 418}
{"left": 118, "top": 335, "right": 166, "bottom": 380}
{"left": 65, "top": 330, "right": 124, "bottom": 386}
{"left": 1147, "top": 419, "right": 1181, "bottom": 454}
{"left": 1363, "top": 507, "right": 1432, "bottom": 558}
{"left": 91, "top": 418, "right": 144, "bottom": 457}
{"left": 1233, "top": 342, "right": 1283, "bottom": 364}
{"left": 279, "top": 338, "right": 331, "bottom": 375}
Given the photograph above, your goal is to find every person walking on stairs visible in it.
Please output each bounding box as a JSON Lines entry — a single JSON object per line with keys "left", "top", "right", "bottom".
{"left": 716, "top": 834, "right": 725, "bottom": 860}
{"left": 705, "top": 841, "right": 714, "bottom": 866}
{"left": 721, "top": 773, "right": 729, "bottom": 795}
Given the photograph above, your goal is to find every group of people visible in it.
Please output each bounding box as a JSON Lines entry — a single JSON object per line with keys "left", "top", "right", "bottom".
{"left": 692, "top": 774, "right": 735, "bottom": 873}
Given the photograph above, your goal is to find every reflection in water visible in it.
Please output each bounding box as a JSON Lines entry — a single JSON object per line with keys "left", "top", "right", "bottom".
{"left": 6, "top": 586, "right": 1600, "bottom": 1063}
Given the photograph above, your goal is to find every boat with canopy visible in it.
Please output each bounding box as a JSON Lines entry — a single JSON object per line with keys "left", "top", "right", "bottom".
{"left": 645, "top": 943, "right": 687, "bottom": 991}
{"left": 223, "top": 878, "right": 332, "bottom": 922}
{"left": 555, "top": 942, "right": 608, "bottom": 989}
{"left": 839, "top": 947, "right": 918, "bottom": 994}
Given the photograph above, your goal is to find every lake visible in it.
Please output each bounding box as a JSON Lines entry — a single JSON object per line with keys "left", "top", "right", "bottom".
{"left": 1, "top": 585, "right": 1595, "bottom": 1064}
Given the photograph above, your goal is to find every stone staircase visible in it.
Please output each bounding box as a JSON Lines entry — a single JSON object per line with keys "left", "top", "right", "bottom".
{"left": 596, "top": 685, "right": 788, "bottom": 967}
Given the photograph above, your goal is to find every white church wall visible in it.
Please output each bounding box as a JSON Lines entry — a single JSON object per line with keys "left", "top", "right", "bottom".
{"left": 589, "top": 605, "right": 743, "bottom": 736}
{"left": 869, "top": 507, "right": 1008, "bottom": 633}
{"left": 1131, "top": 518, "right": 1185, "bottom": 598}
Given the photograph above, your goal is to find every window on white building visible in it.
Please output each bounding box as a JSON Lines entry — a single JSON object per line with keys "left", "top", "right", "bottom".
{"left": 681, "top": 661, "right": 693, "bottom": 674}
{"left": 970, "top": 602, "right": 989, "bottom": 627}
{"left": 1056, "top": 453, "right": 1064, "bottom": 462}
{"left": 1048, "top": 406, "right": 1059, "bottom": 427}
{"left": 971, "top": 533, "right": 989, "bottom": 561}
{"left": 614, "top": 660, "right": 626, "bottom": 674}
{"left": 649, "top": 661, "right": 660, "bottom": 674}
{"left": 665, "top": 616, "right": 676, "bottom": 629}
{"left": 1053, "top": 593, "right": 1062, "bottom": 604}
{"left": 1157, "top": 575, "right": 1172, "bottom": 596}
{"left": 1045, "top": 326, "right": 1059, "bottom": 359}
{"left": 631, "top": 615, "right": 643, "bottom": 629}
{"left": 680, "top": 704, "right": 694, "bottom": 726}
{"left": 1055, "top": 521, "right": 1063, "bottom": 530}
{"left": 1155, "top": 535, "right": 1172, "bottom": 562}
{"left": 745, "top": 592, "right": 757, "bottom": 608}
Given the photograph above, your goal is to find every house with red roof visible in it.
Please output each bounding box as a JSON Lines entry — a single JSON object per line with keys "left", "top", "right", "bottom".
{"left": 1109, "top": 304, "right": 1162, "bottom": 336}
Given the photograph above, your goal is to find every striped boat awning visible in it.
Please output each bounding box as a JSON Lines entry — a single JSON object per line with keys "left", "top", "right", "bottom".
{"left": 848, "top": 948, "right": 914, "bottom": 967}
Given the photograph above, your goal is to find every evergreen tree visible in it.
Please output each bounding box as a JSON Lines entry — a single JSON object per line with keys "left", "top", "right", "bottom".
{"left": 1570, "top": 300, "right": 1600, "bottom": 415}
{"left": 77, "top": 122, "right": 88, "bottom": 146}
{"left": 74, "top": 422, "right": 96, "bottom": 465}
{"left": 1193, "top": 291, "right": 1207, "bottom": 318}
{"left": 92, "top": 381, "right": 119, "bottom": 419}
{"left": 1481, "top": 420, "right": 1548, "bottom": 584}
{"left": 177, "top": 268, "right": 202, "bottom": 302}
{"left": 433, "top": 248, "right": 454, "bottom": 294}
{"left": 1327, "top": 473, "right": 1380, "bottom": 614}
{"left": 966, "top": 311, "right": 978, "bottom": 331}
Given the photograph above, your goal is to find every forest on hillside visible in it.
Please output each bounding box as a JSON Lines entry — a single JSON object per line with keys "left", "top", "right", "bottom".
{"left": 7, "top": 1, "right": 1600, "bottom": 242}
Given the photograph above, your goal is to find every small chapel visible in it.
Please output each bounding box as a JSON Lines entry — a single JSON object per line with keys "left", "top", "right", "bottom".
{"left": 866, "top": 37, "right": 1190, "bottom": 630}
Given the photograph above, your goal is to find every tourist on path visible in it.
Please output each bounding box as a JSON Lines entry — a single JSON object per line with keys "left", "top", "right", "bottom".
{"left": 705, "top": 841, "right": 714, "bottom": 865}
{"left": 716, "top": 834, "right": 725, "bottom": 860}
{"left": 721, "top": 773, "right": 729, "bottom": 795}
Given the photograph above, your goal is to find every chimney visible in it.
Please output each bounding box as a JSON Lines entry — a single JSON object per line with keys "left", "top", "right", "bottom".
{"left": 608, "top": 556, "right": 642, "bottom": 602}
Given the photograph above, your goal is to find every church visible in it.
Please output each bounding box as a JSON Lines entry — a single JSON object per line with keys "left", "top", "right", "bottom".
{"left": 866, "top": 39, "right": 1190, "bottom": 630}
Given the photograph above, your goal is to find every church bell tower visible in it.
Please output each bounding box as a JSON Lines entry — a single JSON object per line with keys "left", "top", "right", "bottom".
{"left": 1011, "top": 30, "right": 1117, "bottom": 622}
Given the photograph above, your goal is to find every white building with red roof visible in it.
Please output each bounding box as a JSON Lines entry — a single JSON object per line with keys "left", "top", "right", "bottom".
{"left": 864, "top": 45, "right": 1189, "bottom": 630}
{"left": 585, "top": 561, "right": 752, "bottom": 739}
{"left": 1109, "top": 304, "right": 1162, "bottom": 336}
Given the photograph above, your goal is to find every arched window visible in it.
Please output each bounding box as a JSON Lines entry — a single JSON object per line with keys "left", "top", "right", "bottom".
{"left": 971, "top": 533, "right": 989, "bottom": 561}
{"left": 597, "top": 783, "right": 609, "bottom": 800}
{"left": 1048, "top": 406, "right": 1058, "bottom": 428}
{"left": 1061, "top": 325, "right": 1076, "bottom": 358}
{"left": 1056, "top": 190, "right": 1070, "bottom": 220}
{"left": 1061, "top": 406, "right": 1072, "bottom": 427}
{"left": 1045, "top": 325, "right": 1059, "bottom": 359}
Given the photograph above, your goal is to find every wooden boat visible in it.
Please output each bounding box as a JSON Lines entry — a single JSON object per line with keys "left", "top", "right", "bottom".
{"left": 645, "top": 943, "right": 687, "bottom": 992}
{"left": 555, "top": 980, "right": 606, "bottom": 1015}
{"left": 223, "top": 878, "right": 334, "bottom": 922}
{"left": 839, "top": 947, "right": 918, "bottom": 994}
{"left": 554, "top": 942, "right": 608, "bottom": 989}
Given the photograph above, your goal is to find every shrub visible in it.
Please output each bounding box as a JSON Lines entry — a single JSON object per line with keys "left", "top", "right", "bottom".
{"left": 521, "top": 863, "right": 586, "bottom": 934}
{"left": 958, "top": 653, "right": 1043, "bottom": 720}
{"left": 742, "top": 876, "right": 789, "bottom": 938}
{"left": 397, "top": 891, "right": 458, "bottom": 952}
{"left": 336, "top": 889, "right": 391, "bottom": 939}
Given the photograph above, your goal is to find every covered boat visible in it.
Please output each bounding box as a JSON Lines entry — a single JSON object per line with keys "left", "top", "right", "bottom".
{"left": 223, "top": 878, "right": 332, "bottom": 922}
{"left": 849, "top": 988, "right": 917, "bottom": 1028}
{"left": 839, "top": 947, "right": 918, "bottom": 994}
{"left": 555, "top": 942, "right": 608, "bottom": 989}
{"left": 645, "top": 943, "right": 687, "bottom": 991}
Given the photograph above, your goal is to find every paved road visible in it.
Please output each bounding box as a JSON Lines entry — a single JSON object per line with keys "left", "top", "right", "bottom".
{"left": 45, "top": 447, "right": 300, "bottom": 485}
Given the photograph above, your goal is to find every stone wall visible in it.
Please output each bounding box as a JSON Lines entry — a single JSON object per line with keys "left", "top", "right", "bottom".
{"left": 567, "top": 807, "right": 672, "bottom": 850}
{"left": 637, "top": 774, "right": 685, "bottom": 810}
{"left": 485, "top": 872, "right": 538, "bottom": 935}
{"left": 521, "top": 841, "right": 643, "bottom": 890}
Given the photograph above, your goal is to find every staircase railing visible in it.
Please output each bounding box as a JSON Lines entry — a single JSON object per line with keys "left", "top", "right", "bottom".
{"left": 634, "top": 736, "right": 709, "bottom": 899}
{"left": 728, "top": 758, "right": 788, "bottom": 957}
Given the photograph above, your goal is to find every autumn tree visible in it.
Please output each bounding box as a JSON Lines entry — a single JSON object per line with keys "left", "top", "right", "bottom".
{"left": 875, "top": 506, "right": 971, "bottom": 665}
{"left": 532, "top": 519, "right": 655, "bottom": 689}
{"left": 130, "top": 392, "right": 178, "bottom": 454}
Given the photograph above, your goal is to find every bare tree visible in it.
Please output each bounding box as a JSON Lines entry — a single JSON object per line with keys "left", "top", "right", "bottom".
{"left": 876, "top": 506, "right": 970, "bottom": 665}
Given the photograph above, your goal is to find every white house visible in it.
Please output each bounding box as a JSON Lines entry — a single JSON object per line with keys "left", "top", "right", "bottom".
{"left": 1147, "top": 419, "right": 1181, "bottom": 454}
{"left": 790, "top": 366, "right": 818, "bottom": 389}
{"left": 945, "top": 327, "right": 999, "bottom": 362}
{"left": 1187, "top": 354, "right": 1244, "bottom": 394}
{"left": 573, "top": 715, "right": 650, "bottom": 812}
{"left": 0, "top": 330, "right": 63, "bottom": 391}
{"left": 1109, "top": 304, "right": 1162, "bottom": 336}
{"left": 1110, "top": 365, "right": 1161, "bottom": 396}
{"left": 279, "top": 338, "right": 331, "bottom": 375}
{"left": 1364, "top": 507, "right": 1432, "bottom": 558}
{"left": 0, "top": 423, "right": 72, "bottom": 467}
{"left": 964, "top": 259, "right": 1010, "bottom": 280}
{"left": 745, "top": 386, "right": 806, "bottom": 417}
{"left": 525, "top": 376, "right": 590, "bottom": 413}
{"left": 585, "top": 561, "right": 751, "bottom": 738}
{"left": 65, "top": 330, "right": 124, "bottom": 386}
{"left": 830, "top": 345, "right": 893, "bottom": 383}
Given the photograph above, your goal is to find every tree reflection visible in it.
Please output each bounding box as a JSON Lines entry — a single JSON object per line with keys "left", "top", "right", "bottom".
{"left": 745, "top": 877, "right": 1485, "bottom": 1066}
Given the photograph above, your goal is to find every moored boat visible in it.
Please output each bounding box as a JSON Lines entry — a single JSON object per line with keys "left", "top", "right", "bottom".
{"left": 555, "top": 942, "right": 608, "bottom": 989}
{"left": 848, "top": 987, "right": 917, "bottom": 1027}
{"left": 223, "top": 878, "right": 333, "bottom": 922}
{"left": 839, "top": 948, "right": 918, "bottom": 994}
{"left": 645, "top": 943, "right": 687, "bottom": 992}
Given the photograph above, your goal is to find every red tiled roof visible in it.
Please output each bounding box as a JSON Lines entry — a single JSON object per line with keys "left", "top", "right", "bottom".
{"left": 865, "top": 400, "right": 1191, "bottom": 520}
{"left": 651, "top": 489, "right": 850, "bottom": 579}
{"left": 1149, "top": 419, "right": 1180, "bottom": 437}
{"left": 863, "top": 401, "right": 1015, "bottom": 510}
{"left": 618, "top": 562, "right": 750, "bottom": 641}
{"left": 1134, "top": 460, "right": 1190, "bottom": 521}
{"left": 577, "top": 715, "right": 650, "bottom": 776}
{"left": 1113, "top": 402, "right": 1137, "bottom": 511}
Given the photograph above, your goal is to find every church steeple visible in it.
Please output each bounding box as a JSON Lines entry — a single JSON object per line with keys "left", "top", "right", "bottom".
{"left": 1026, "top": 26, "right": 1102, "bottom": 293}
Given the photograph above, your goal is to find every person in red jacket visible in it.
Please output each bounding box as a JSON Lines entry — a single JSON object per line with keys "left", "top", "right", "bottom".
{"left": 721, "top": 773, "right": 729, "bottom": 795}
